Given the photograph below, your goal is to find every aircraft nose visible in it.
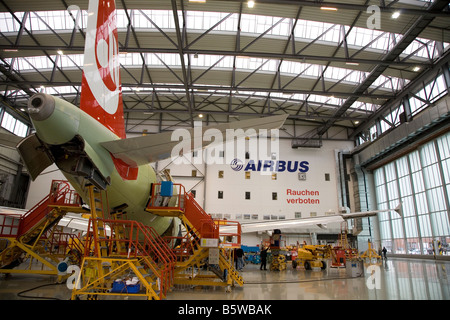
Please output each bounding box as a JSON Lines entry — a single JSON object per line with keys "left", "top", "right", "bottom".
{"left": 27, "top": 93, "right": 55, "bottom": 121}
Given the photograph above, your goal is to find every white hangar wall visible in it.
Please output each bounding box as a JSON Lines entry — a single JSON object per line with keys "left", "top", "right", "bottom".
{"left": 204, "top": 139, "right": 353, "bottom": 219}
{"left": 158, "top": 137, "right": 355, "bottom": 245}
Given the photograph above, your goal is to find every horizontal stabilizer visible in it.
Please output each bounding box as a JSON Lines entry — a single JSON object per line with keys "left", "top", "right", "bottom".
{"left": 100, "top": 114, "right": 288, "bottom": 167}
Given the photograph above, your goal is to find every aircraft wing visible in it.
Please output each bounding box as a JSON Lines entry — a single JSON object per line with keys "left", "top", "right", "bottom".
{"left": 221, "top": 203, "right": 402, "bottom": 234}
{"left": 219, "top": 215, "right": 345, "bottom": 234}
{"left": 100, "top": 114, "right": 288, "bottom": 167}
{"left": 341, "top": 203, "right": 402, "bottom": 219}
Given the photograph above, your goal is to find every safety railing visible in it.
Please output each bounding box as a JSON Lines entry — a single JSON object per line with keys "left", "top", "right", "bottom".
{"left": 46, "top": 231, "right": 84, "bottom": 257}
{"left": 0, "top": 180, "right": 82, "bottom": 239}
{"left": 146, "top": 182, "right": 185, "bottom": 211}
{"left": 215, "top": 219, "right": 242, "bottom": 248}
{"left": 47, "top": 180, "right": 82, "bottom": 207}
{"left": 84, "top": 218, "right": 176, "bottom": 299}
{"left": 147, "top": 183, "right": 219, "bottom": 240}
{"left": 0, "top": 213, "right": 21, "bottom": 237}
{"left": 184, "top": 192, "right": 219, "bottom": 239}
{"left": 163, "top": 227, "right": 202, "bottom": 262}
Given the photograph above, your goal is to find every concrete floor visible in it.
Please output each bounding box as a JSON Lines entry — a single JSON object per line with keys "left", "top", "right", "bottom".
{"left": 0, "top": 258, "right": 449, "bottom": 300}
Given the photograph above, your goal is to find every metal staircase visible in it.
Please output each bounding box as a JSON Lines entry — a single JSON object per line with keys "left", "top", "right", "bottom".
{"left": 146, "top": 182, "right": 244, "bottom": 290}
{"left": 0, "top": 180, "right": 85, "bottom": 275}
{"left": 72, "top": 185, "right": 176, "bottom": 300}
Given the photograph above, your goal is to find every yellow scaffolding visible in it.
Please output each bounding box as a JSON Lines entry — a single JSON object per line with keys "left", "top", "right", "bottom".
{"left": 72, "top": 185, "right": 176, "bottom": 300}
{"left": 0, "top": 180, "right": 87, "bottom": 277}
{"left": 146, "top": 182, "right": 244, "bottom": 291}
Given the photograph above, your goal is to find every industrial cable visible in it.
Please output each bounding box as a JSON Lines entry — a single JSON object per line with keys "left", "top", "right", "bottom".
{"left": 17, "top": 282, "right": 67, "bottom": 300}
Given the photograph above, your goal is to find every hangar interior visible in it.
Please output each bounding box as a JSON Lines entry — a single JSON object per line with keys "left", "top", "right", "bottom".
{"left": 0, "top": 0, "right": 449, "bottom": 300}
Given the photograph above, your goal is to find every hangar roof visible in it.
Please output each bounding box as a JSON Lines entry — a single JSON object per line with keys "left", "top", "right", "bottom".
{"left": 1, "top": 0, "right": 449, "bottom": 142}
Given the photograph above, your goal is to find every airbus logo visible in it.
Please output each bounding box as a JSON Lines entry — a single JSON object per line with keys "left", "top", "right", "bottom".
{"left": 230, "top": 159, "right": 310, "bottom": 173}
{"left": 230, "top": 159, "right": 244, "bottom": 171}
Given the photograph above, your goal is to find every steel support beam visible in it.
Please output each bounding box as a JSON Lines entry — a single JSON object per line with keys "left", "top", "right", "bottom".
{"left": 318, "top": 0, "right": 449, "bottom": 138}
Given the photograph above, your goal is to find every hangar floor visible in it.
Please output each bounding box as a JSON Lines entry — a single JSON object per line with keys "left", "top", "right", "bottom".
{"left": 0, "top": 258, "right": 449, "bottom": 300}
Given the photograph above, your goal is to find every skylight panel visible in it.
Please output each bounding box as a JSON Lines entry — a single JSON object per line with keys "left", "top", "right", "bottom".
{"left": 141, "top": 53, "right": 181, "bottom": 67}
{"left": 350, "top": 101, "right": 380, "bottom": 112}
{"left": 45, "top": 86, "right": 79, "bottom": 96}
{"left": 14, "top": 56, "right": 52, "bottom": 71}
{"left": 280, "top": 60, "right": 309, "bottom": 74}
{"left": 30, "top": 10, "right": 85, "bottom": 31}
{"left": 1, "top": 9, "right": 434, "bottom": 62}
{"left": 186, "top": 11, "right": 233, "bottom": 31}
{"left": 190, "top": 54, "right": 225, "bottom": 68}
{"left": 136, "top": 10, "right": 172, "bottom": 29}
{"left": 120, "top": 52, "right": 144, "bottom": 66}
{"left": 59, "top": 54, "right": 84, "bottom": 69}
{"left": 0, "top": 12, "right": 23, "bottom": 32}
{"left": 371, "top": 74, "right": 409, "bottom": 92}
{"left": 402, "top": 38, "right": 439, "bottom": 60}
{"left": 215, "top": 56, "right": 234, "bottom": 69}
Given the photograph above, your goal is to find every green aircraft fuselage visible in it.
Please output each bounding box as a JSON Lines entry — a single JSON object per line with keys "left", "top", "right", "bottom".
{"left": 28, "top": 94, "right": 173, "bottom": 235}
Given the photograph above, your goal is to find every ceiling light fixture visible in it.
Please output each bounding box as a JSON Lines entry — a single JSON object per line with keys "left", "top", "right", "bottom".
{"left": 392, "top": 11, "right": 400, "bottom": 19}
{"left": 413, "top": 66, "right": 421, "bottom": 72}
{"left": 248, "top": 0, "right": 255, "bottom": 8}
{"left": 320, "top": 7, "right": 338, "bottom": 11}
{"left": 57, "top": 50, "right": 64, "bottom": 55}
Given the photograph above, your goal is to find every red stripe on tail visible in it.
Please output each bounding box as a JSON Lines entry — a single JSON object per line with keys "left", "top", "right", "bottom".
{"left": 80, "top": 0, "right": 125, "bottom": 139}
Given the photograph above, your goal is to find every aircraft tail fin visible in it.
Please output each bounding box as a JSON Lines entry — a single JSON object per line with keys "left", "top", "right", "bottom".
{"left": 80, "top": 0, "right": 126, "bottom": 139}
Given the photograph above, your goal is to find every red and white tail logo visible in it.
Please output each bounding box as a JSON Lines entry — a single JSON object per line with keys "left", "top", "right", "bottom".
{"left": 80, "top": 0, "right": 125, "bottom": 139}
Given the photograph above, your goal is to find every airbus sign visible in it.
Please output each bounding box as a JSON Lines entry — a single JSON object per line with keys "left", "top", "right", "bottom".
{"left": 230, "top": 158, "right": 244, "bottom": 171}
{"left": 231, "top": 159, "right": 309, "bottom": 173}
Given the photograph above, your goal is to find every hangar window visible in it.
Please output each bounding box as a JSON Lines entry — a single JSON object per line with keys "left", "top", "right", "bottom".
{"left": 374, "top": 132, "right": 450, "bottom": 255}
{"left": 0, "top": 111, "right": 29, "bottom": 137}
